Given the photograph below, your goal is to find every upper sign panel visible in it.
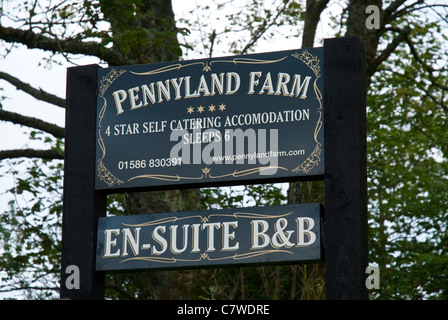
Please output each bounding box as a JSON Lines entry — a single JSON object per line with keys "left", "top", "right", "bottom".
{"left": 95, "top": 48, "right": 323, "bottom": 190}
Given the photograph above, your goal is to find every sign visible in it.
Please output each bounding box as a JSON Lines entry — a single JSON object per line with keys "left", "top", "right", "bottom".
{"left": 62, "top": 37, "right": 367, "bottom": 300}
{"left": 95, "top": 48, "right": 324, "bottom": 190}
{"left": 96, "top": 203, "right": 322, "bottom": 271}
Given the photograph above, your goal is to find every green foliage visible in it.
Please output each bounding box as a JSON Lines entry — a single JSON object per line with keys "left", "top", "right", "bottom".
{"left": 367, "top": 12, "right": 448, "bottom": 299}
{"left": 176, "top": 0, "right": 304, "bottom": 58}
{"left": 200, "top": 183, "right": 287, "bottom": 210}
{"left": 0, "top": 133, "right": 63, "bottom": 298}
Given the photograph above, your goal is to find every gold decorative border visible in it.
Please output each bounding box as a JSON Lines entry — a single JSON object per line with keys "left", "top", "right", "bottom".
{"left": 291, "top": 50, "right": 323, "bottom": 174}
{"left": 122, "top": 210, "right": 293, "bottom": 227}
{"left": 97, "top": 159, "right": 124, "bottom": 187}
{"left": 130, "top": 56, "right": 289, "bottom": 74}
{"left": 97, "top": 69, "right": 126, "bottom": 187}
{"left": 127, "top": 173, "right": 204, "bottom": 182}
{"left": 292, "top": 50, "right": 321, "bottom": 77}
{"left": 292, "top": 143, "right": 322, "bottom": 174}
{"left": 118, "top": 210, "right": 296, "bottom": 264}
{"left": 206, "top": 210, "right": 292, "bottom": 222}
{"left": 127, "top": 166, "right": 289, "bottom": 183}
{"left": 99, "top": 68, "right": 126, "bottom": 98}
{"left": 129, "top": 61, "right": 205, "bottom": 76}
{"left": 120, "top": 249, "right": 293, "bottom": 264}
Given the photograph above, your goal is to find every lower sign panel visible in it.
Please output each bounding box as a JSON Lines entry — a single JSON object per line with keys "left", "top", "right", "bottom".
{"left": 96, "top": 203, "right": 322, "bottom": 271}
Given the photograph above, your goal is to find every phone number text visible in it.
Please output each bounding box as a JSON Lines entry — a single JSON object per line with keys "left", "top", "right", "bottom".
{"left": 117, "top": 157, "right": 182, "bottom": 170}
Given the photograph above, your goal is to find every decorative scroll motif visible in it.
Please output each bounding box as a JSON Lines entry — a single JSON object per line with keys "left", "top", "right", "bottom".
{"left": 97, "top": 159, "right": 123, "bottom": 187}
{"left": 96, "top": 69, "right": 126, "bottom": 187}
{"left": 121, "top": 249, "right": 293, "bottom": 264}
{"left": 127, "top": 166, "right": 289, "bottom": 183}
{"left": 292, "top": 50, "right": 321, "bottom": 77}
{"left": 292, "top": 143, "right": 322, "bottom": 174}
{"left": 122, "top": 211, "right": 293, "bottom": 228}
{"left": 291, "top": 50, "right": 323, "bottom": 174}
{"left": 99, "top": 68, "right": 126, "bottom": 98}
{"left": 130, "top": 56, "right": 289, "bottom": 75}
{"left": 129, "top": 62, "right": 205, "bottom": 76}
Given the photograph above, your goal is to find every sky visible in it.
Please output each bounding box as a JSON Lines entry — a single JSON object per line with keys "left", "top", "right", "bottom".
{"left": 0, "top": 0, "right": 339, "bottom": 214}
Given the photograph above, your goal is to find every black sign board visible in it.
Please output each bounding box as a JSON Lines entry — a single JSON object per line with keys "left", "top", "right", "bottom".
{"left": 96, "top": 203, "right": 322, "bottom": 271}
{"left": 95, "top": 48, "right": 324, "bottom": 190}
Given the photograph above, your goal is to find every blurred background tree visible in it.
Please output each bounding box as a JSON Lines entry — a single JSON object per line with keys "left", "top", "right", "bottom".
{"left": 0, "top": 0, "right": 447, "bottom": 299}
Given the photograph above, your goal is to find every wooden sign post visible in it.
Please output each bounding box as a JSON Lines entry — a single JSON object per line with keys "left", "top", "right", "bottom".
{"left": 323, "top": 37, "right": 368, "bottom": 299}
{"left": 60, "top": 37, "right": 367, "bottom": 300}
{"left": 61, "top": 64, "right": 106, "bottom": 299}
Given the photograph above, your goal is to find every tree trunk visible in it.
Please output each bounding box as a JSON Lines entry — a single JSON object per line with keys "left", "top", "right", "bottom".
{"left": 345, "top": 0, "right": 382, "bottom": 80}
{"left": 101, "top": 0, "right": 201, "bottom": 299}
{"left": 301, "top": 0, "right": 330, "bottom": 48}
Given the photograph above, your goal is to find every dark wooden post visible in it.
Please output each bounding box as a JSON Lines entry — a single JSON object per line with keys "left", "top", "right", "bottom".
{"left": 60, "top": 64, "right": 106, "bottom": 300}
{"left": 323, "top": 37, "right": 368, "bottom": 299}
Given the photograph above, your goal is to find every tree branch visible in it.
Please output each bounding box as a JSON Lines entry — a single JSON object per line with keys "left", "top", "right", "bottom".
{"left": 302, "top": 0, "right": 330, "bottom": 48}
{"left": 404, "top": 36, "right": 447, "bottom": 81}
{"left": 380, "top": 66, "right": 448, "bottom": 113}
{"left": 382, "top": 0, "right": 409, "bottom": 26}
{"left": 0, "top": 25, "right": 122, "bottom": 65}
{"left": 0, "top": 148, "right": 64, "bottom": 160}
{"left": 390, "top": 3, "right": 448, "bottom": 24}
{"left": 0, "top": 109, "right": 65, "bottom": 139}
{"left": 240, "top": 1, "right": 301, "bottom": 55}
{"left": 369, "top": 26, "right": 411, "bottom": 77}
{"left": 0, "top": 71, "right": 65, "bottom": 108}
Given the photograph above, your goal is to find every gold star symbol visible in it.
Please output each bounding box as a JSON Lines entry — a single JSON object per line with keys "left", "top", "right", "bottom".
{"left": 197, "top": 105, "right": 205, "bottom": 113}
{"left": 208, "top": 104, "right": 216, "bottom": 112}
{"left": 187, "top": 106, "right": 194, "bottom": 114}
{"left": 218, "top": 103, "right": 226, "bottom": 111}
